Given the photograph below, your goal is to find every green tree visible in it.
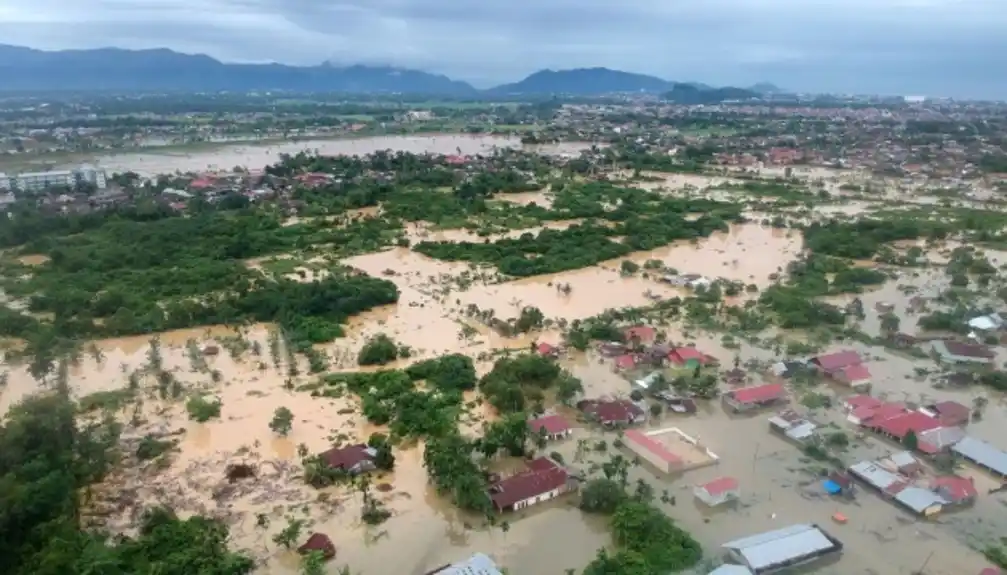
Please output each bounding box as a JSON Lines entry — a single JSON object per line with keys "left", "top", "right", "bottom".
{"left": 579, "top": 478, "right": 627, "bottom": 514}
{"left": 357, "top": 333, "right": 400, "bottom": 366}
{"left": 301, "top": 551, "right": 326, "bottom": 575}
{"left": 903, "top": 429, "right": 919, "bottom": 451}
{"left": 272, "top": 517, "right": 305, "bottom": 549}
{"left": 270, "top": 406, "right": 294, "bottom": 436}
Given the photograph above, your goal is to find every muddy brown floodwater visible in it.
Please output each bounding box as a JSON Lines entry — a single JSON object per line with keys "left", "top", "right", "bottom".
{"left": 4, "top": 221, "right": 1005, "bottom": 574}
{"left": 78, "top": 135, "right": 596, "bottom": 177}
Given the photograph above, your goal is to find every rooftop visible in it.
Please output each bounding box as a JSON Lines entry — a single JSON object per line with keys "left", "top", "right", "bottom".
{"left": 432, "top": 553, "right": 503, "bottom": 575}
{"left": 722, "top": 523, "right": 841, "bottom": 572}
{"left": 624, "top": 429, "right": 684, "bottom": 465}
{"left": 952, "top": 436, "right": 1007, "bottom": 477}
{"left": 489, "top": 457, "right": 568, "bottom": 509}
{"left": 813, "top": 350, "right": 861, "bottom": 371}
{"left": 729, "top": 383, "right": 785, "bottom": 404}
{"left": 527, "top": 414, "right": 571, "bottom": 436}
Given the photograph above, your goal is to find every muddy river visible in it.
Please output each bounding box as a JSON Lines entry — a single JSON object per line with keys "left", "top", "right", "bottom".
{"left": 72, "top": 135, "right": 594, "bottom": 177}
{"left": 2, "top": 224, "right": 1005, "bottom": 574}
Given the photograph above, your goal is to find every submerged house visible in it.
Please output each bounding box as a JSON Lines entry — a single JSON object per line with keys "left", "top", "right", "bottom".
{"left": 811, "top": 350, "right": 871, "bottom": 389}
{"left": 722, "top": 383, "right": 786, "bottom": 413}
{"left": 578, "top": 399, "right": 646, "bottom": 427}
{"left": 425, "top": 553, "right": 503, "bottom": 575}
{"left": 319, "top": 444, "right": 377, "bottom": 474}
{"left": 488, "top": 457, "right": 576, "bottom": 513}
{"left": 848, "top": 460, "right": 947, "bottom": 517}
{"left": 695, "top": 477, "right": 740, "bottom": 507}
{"left": 527, "top": 414, "right": 572, "bottom": 442}
{"left": 721, "top": 524, "right": 843, "bottom": 574}
{"left": 931, "top": 340, "right": 995, "bottom": 366}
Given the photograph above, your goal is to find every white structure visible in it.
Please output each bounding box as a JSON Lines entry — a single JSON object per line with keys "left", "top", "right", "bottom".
{"left": 4, "top": 165, "right": 107, "bottom": 192}
{"left": 722, "top": 524, "right": 842, "bottom": 573}
{"left": 694, "top": 477, "right": 740, "bottom": 507}
{"left": 438, "top": 553, "right": 502, "bottom": 575}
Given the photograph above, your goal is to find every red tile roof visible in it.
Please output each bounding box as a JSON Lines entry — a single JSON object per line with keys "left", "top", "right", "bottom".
{"left": 729, "top": 383, "right": 785, "bottom": 404}
{"left": 980, "top": 568, "right": 1005, "bottom": 575}
{"left": 700, "top": 476, "right": 739, "bottom": 496}
{"left": 844, "top": 395, "right": 883, "bottom": 411}
{"left": 536, "top": 342, "right": 558, "bottom": 356}
{"left": 841, "top": 364, "right": 872, "bottom": 382}
{"left": 579, "top": 399, "right": 643, "bottom": 424}
{"left": 940, "top": 340, "right": 995, "bottom": 359}
{"left": 614, "top": 354, "right": 637, "bottom": 370}
{"left": 669, "top": 347, "right": 710, "bottom": 365}
{"left": 189, "top": 177, "right": 216, "bottom": 189}
{"left": 872, "top": 412, "right": 941, "bottom": 439}
{"left": 490, "top": 457, "right": 568, "bottom": 509}
{"left": 624, "top": 429, "right": 684, "bottom": 465}
{"left": 528, "top": 414, "right": 571, "bottom": 436}
{"left": 623, "top": 326, "right": 656, "bottom": 342}
{"left": 319, "top": 444, "right": 373, "bottom": 470}
{"left": 931, "top": 475, "right": 978, "bottom": 502}
{"left": 857, "top": 402, "right": 908, "bottom": 425}
{"left": 298, "top": 533, "right": 336, "bottom": 559}
{"left": 814, "top": 350, "right": 862, "bottom": 371}
{"left": 929, "top": 401, "right": 971, "bottom": 426}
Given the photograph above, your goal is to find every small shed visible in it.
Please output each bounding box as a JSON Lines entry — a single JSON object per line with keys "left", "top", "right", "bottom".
{"left": 695, "top": 477, "right": 740, "bottom": 507}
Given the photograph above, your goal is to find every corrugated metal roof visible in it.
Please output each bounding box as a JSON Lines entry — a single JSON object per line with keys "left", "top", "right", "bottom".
{"left": 440, "top": 553, "right": 503, "bottom": 575}
{"left": 952, "top": 436, "right": 1007, "bottom": 476}
{"left": 848, "top": 461, "right": 903, "bottom": 491}
{"left": 722, "top": 524, "right": 838, "bottom": 571}
{"left": 894, "top": 486, "right": 946, "bottom": 513}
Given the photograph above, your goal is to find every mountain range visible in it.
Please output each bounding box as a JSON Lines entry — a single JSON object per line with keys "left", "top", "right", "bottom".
{"left": 0, "top": 44, "right": 780, "bottom": 97}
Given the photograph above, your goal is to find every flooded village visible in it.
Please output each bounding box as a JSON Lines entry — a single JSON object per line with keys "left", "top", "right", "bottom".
{"left": 3, "top": 98, "right": 1007, "bottom": 575}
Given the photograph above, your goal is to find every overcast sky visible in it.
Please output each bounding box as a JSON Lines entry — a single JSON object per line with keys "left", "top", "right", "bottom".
{"left": 1, "top": 0, "right": 1004, "bottom": 98}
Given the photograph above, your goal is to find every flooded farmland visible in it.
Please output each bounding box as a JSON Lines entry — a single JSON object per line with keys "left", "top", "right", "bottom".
{"left": 69, "top": 134, "right": 595, "bottom": 176}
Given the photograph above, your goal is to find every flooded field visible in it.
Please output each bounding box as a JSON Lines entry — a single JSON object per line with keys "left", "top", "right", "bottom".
{"left": 73, "top": 135, "right": 594, "bottom": 176}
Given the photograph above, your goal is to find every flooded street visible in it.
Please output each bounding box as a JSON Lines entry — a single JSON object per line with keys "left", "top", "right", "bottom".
{"left": 75, "top": 135, "right": 594, "bottom": 176}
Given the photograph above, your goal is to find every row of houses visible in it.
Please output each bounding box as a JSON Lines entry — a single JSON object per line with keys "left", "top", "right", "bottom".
{"left": 843, "top": 394, "right": 1007, "bottom": 480}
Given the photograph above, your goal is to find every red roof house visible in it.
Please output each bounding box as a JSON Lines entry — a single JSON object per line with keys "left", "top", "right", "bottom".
{"left": 623, "top": 325, "right": 656, "bottom": 344}
{"left": 722, "top": 383, "right": 786, "bottom": 413}
{"left": 489, "top": 457, "right": 574, "bottom": 512}
{"left": 318, "top": 444, "right": 377, "bottom": 474}
{"left": 921, "top": 401, "right": 971, "bottom": 427}
{"left": 812, "top": 350, "right": 862, "bottom": 373}
{"left": 868, "top": 412, "right": 941, "bottom": 452}
{"left": 536, "top": 342, "right": 559, "bottom": 358}
{"left": 843, "top": 394, "right": 883, "bottom": 413}
{"left": 694, "top": 476, "right": 740, "bottom": 506}
{"left": 834, "top": 363, "right": 872, "bottom": 389}
{"left": 577, "top": 399, "right": 645, "bottom": 427}
{"left": 613, "top": 354, "right": 637, "bottom": 371}
{"left": 189, "top": 177, "right": 217, "bottom": 190}
{"left": 528, "top": 414, "right": 572, "bottom": 441}
{"left": 445, "top": 154, "right": 468, "bottom": 165}
{"left": 668, "top": 347, "right": 714, "bottom": 367}
{"left": 931, "top": 475, "right": 978, "bottom": 505}
{"left": 623, "top": 429, "right": 684, "bottom": 474}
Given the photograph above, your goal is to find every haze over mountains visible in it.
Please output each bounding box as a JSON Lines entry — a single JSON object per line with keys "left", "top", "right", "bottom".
{"left": 0, "top": 44, "right": 778, "bottom": 99}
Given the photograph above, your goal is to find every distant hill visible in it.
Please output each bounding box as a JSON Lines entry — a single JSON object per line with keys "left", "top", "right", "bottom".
{"left": 662, "top": 83, "right": 761, "bottom": 104}
{"left": 0, "top": 44, "right": 477, "bottom": 94}
{"left": 487, "top": 67, "right": 673, "bottom": 95}
{"left": 749, "top": 82, "right": 784, "bottom": 94}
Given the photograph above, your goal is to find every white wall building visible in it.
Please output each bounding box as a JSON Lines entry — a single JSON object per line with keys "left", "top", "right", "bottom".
{"left": 5, "top": 165, "right": 107, "bottom": 192}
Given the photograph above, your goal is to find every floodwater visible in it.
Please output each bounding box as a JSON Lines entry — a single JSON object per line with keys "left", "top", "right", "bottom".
{"left": 81, "top": 135, "right": 594, "bottom": 176}
{"left": 4, "top": 227, "right": 1007, "bottom": 574}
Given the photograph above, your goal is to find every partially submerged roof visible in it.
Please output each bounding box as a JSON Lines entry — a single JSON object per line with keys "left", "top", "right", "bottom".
{"left": 952, "top": 436, "right": 1007, "bottom": 476}
{"left": 700, "top": 476, "right": 740, "bottom": 496}
{"left": 893, "top": 486, "right": 947, "bottom": 513}
{"left": 849, "top": 461, "right": 904, "bottom": 492}
{"left": 931, "top": 475, "right": 978, "bottom": 502}
{"left": 729, "top": 383, "right": 785, "bottom": 404}
{"left": 722, "top": 523, "right": 840, "bottom": 572}
{"left": 624, "top": 429, "right": 684, "bottom": 465}
{"left": 933, "top": 340, "right": 995, "bottom": 361}
{"left": 489, "top": 457, "right": 568, "bottom": 509}
{"left": 813, "top": 350, "right": 861, "bottom": 371}
{"left": 528, "top": 414, "right": 571, "bottom": 436}
{"left": 840, "top": 363, "right": 872, "bottom": 382}
{"left": 319, "top": 444, "right": 376, "bottom": 470}
{"left": 434, "top": 553, "right": 503, "bottom": 575}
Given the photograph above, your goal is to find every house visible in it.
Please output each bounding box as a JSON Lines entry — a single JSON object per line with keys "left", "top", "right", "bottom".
{"left": 722, "top": 383, "right": 787, "bottom": 413}
{"left": 919, "top": 400, "right": 971, "bottom": 427}
{"left": 318, "top": 444, "right": 377, "bottom": 474}
{"left": 189, "top": 176, "right": 217, "bottom": 190}
{"left": 622, "top": 427, "right": 716, "bottom": 474}
{"left": 488, "top": 457, "right": 576, "bottom": 512}
{"left": 811, "top": 350, "right": 862, "bottom": 374}
{"left": 694, "top": 477, "right": 740, "bottom": 507}
{"left": 769, "top": 360, "right": 808, "bottom": 380}
{"left": 931, "top": 340, "right": 995, "bottom": 365}
{"left": 879, "top": 450, "right": 922, "bottom": 476}
{"left": 633, "top": 371, "right": 663, "bottom": 391}
{"left": 917, "top": 426, "right": 967, "bottom": 452}
{"left": 832, "top": 363, "right": 872, "bottom": 389}
{"left": 535, "top": 342, "right": 560, "bottom": 358}
{"left": 668, "top": 346, "right": 715, "bottom": 369}
{"left": 852, "top": 400, "right": 908, "bottom": 427}
{"left": 623, "top": 325, "right": 656, "bottom": 344}
{"left": 865, "top": 411, "right": 942, "bottom": 453}
{"left": 577, "top": 399, "right": 646, "bottom": 427}
{"left": 952, "top": 436, "right": 1007, "bottom": 480}
{"left": 613, "top": 354, "right": 637, "bottom": 371}
{"left": 811, "top": 350, "right": 871, "bottom": 388}
{"left": 931, "top": 475, "right": 978, "bottom": 507}
{"left": 425, "top": 553, "right": 502, "bottom": 575}
{"left": 527, "top": 414, "right": 572, "bottom": 441}
{"left": 848, "top": 461, "right": 947, "bottom": 516}
{"left": 298, "top": 533, "right": 336, "bottom": 559}
{"left": 721, "top": 524, "right": 843, "bottom": 573}
{"left": 768, "top": 411, "right": 818, "bottom": 443}
{"left": 842, "top": 394, "right": 883, "bottom": 414}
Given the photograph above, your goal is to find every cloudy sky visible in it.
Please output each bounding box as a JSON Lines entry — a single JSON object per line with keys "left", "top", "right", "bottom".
{"left": 0, "top": 0, "right": 1004, "bottom": 98}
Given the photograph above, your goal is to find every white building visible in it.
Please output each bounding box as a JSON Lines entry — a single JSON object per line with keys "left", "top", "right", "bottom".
{"left": 5, "top": 165, "right": 107, "bottom": 192}
{"left": 0, "top": 172, "right": 10, "bottom": 191}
